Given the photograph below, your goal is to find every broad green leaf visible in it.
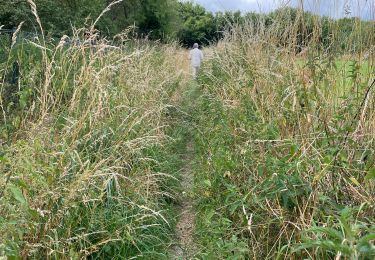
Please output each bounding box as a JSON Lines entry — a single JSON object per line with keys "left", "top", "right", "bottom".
{"left": 358, "top": 233, "right": 375, "bottom": 243}
{"left": 365, "top": 168, "right": 375, "bottom": 181}
{"left": 305, "top": 227, "right": 343, "bottom": 241}
{"left": 204, "top": 179, "right": 211, "bottom": 187}
{"left": 9, "top": 185, "right": 27, "bottom": 206}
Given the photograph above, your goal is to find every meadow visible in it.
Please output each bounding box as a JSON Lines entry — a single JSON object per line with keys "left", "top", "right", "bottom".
{"left": 0, "top": 4, "right": 374, "bottom": 260}
{"left": 191, "top": 25, "right": 374, "bottom": 259}
{"left": 0, "top": 31, "right": 190, "bottom": 258}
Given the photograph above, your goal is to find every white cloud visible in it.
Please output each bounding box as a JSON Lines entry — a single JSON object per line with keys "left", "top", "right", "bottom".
{"left": 290, "top": 0, "right": 374, "bottom": 19}
{"left": 189, "top": 0, "right": 282, "bottom": 13}
{"left": 187, "top": 0, "right": 374, "bottom": 19}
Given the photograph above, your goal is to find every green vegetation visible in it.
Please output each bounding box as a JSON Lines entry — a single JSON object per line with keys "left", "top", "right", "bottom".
{"left": 0, "top": 30, "right": 188, "bottom": 258}
{"left": 0, "top": 0, "right": 180, "bottom": 39}
{"left": 189, "top": 21, "right": 374, "bottom": 259}
{"left": 1, "top": 1, "right": 374, "bottom": 48}
{"left": 1, "top": 1, "right": 374, "bottom": 259}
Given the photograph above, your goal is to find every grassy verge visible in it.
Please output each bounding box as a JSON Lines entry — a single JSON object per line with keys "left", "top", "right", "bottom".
{"left": 1, "top": 8, "right": 374, "bottom": 260}
{"left": 190, "top": 28, "right": 374, "bottom": 259}
{"left": 0, "top": 34, "right": 187, "bottom": 259}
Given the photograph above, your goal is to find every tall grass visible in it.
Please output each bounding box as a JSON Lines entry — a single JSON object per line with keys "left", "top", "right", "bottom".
{"left": 1, "top": 1, "right": 374, "bottom": 259}
{"left": 192, "top": 5, "right": 375, "bottom": 259}
{"left": 0, "top": 13, "right": 187, "bottom": 259}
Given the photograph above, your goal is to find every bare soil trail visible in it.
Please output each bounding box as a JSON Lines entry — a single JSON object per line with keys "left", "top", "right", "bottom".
{"left": 170, "top": 140, "right": 196, "bottom": 259}
{"left": 169, "top": 49, "right": 199, "bottom": 260}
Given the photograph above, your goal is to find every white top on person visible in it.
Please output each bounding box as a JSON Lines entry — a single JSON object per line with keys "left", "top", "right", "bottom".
{"left": 189, "top": 43, "right": 203, "bottom": 78}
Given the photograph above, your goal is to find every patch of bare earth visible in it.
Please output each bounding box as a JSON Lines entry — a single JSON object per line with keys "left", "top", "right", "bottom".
{"left": 170, "top": 141, "right": 196, "bottom": 259}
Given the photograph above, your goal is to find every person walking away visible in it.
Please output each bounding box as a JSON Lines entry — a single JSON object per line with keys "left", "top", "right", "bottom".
{"left": 189, "top": 43, "right": 203, "bottom": 79}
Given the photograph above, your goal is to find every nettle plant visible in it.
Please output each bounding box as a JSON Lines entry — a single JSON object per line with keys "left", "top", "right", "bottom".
{"left": 292, "top": 206, "right": 375, "bottom": 259}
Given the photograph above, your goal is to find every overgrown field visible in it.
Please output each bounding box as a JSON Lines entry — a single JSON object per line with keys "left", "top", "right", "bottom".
{"left": 0, "top": 32, "right": 189, "bottom": 258}
{"left": 1, "top": 9, "right": 375, "bottom": 260}
{"left": 191, "top": 25, "right": 375, "bottom": 259}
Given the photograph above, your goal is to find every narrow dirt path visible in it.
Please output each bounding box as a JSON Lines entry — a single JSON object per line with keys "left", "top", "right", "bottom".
{"left": 169, "top": 49, "right": 206, "bottom": 259}
{"left": 170, "top": 140, "right": 196, "bottom": 259}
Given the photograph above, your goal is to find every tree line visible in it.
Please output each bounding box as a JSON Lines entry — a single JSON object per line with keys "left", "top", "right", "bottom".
{"left": 0, "top": 0, "right": 373, "bottom": 50}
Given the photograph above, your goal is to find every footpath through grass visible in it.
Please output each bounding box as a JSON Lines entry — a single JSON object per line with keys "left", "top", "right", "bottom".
{"left": 183, "top": 38, "right": 375, "bottom": 259}
{"left": 1, "top": 28, "right": 374, "bottom": 260}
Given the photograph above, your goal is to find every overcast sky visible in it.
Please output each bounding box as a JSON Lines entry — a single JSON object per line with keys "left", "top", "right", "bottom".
{"left": 185, "top": 0, "right": 374, "bottom": 19}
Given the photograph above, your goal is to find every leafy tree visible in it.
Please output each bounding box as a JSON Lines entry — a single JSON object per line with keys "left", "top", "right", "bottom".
{"left": 96, "top": 0, "right": 180, "bottom": 39}
{"left": 0, "top": 0, "right": 102, "bottom": 35}
{"left": 177, "top": 2, "right": 215, "bottom": 47}
{"left": 0, "top": 0, "right": 180, "bottom": 40}
{"left": 0, "top": 0, "right": 373, "bottom": 49}
{"left": 0, "top": 0, "right": 30, "bottom": 29}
